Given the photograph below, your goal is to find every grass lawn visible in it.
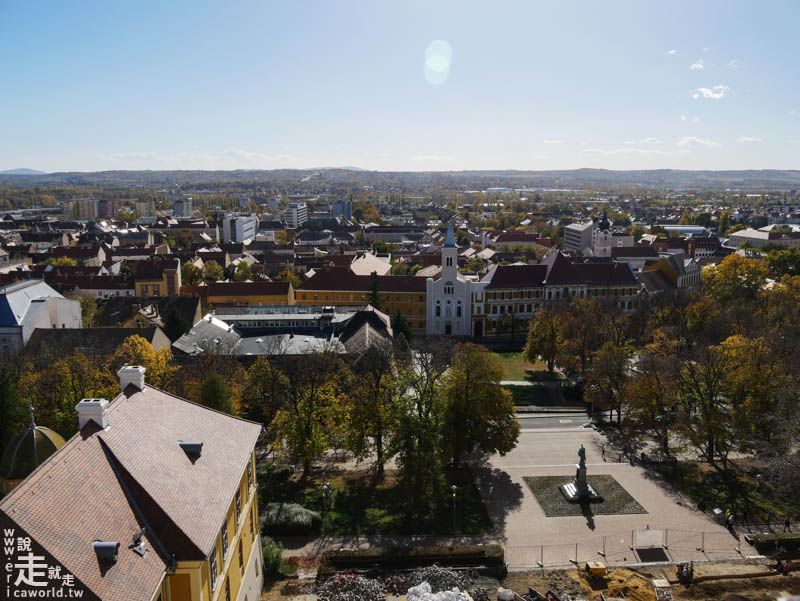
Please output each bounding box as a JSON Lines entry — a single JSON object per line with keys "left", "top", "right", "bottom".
{"left": 261, "top": 467, "right": 493, "bottom": 536}
{"left": 524, "top": 475, "right": 646, "bottom": 517}
{"left": 491, "top": 352, "right": 547, "bottom": 380}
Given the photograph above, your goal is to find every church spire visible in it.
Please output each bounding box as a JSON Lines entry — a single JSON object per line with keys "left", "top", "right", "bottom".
{"left": 444, "top": 222, "right": 456, "bottom": 248}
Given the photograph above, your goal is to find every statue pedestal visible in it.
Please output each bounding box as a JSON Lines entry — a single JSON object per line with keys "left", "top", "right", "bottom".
{"left": 560, "top": 464, "right": 602, "bottom": 503}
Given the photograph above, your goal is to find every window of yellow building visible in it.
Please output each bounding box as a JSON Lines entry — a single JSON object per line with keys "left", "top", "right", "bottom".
{"left": 210, "top": 546, "right": 219, "bottom": 590}
{"left": 235, "top": 489, "right": 242, "bottom": 523}
{"left": 221, "top": 523, "right": 229, "bottom": 558}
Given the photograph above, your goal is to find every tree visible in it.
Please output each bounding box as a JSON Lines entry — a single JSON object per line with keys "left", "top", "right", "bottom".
{"left": 391, "top": 310, "right": 411, "bottom": 342}
{"left": 175, "top": 229, "right": 195, "bottom": 250}
{"left": 342, "top": 338, "right": 399, "bottom": 476}
{"left": 442, "top": 343, "right": 519, "bottom": 467}
{"left": 369, "top": 272, "right": 381, "bottom": 308}
{"left": 393, "top": 338, "right": 453, "bottom": 511}
{"left": 241, "top": 356, "right": 288, "bottom": 427}
{"left": 765, "top": 248, "right": 800, "bottom": 278}
{"left": 557, "top": 298, "right": 603, "bottom": 375}
{"left": 0, "top": 361, "right": 27, "bottom": 451}
{"left": 274, "top": 270, "right": 301, "bottom": 289}
{"left": 627, "top": 335, "right": 680, "bottom": 455}
{"left": 203, "top": 260, "right": 224, "bottom": 282}
{"left": 274, "top": 351, "right": 345, "bottom": 478}
{"left": 718, "top": 210, "right": 730, "bottom": 235}
{"left": 585, "top": 341, "right": 633, "bottom": 424}
{"left": 524, "top": 309, "right": 560, "bottom": 372}
{"left": 163, "top": 307, "right": 191, "bottom": 341}
{"left": 111, "top": 335, "right": 176, "bottom": 389}
{"left": 67, "top": 293, "right": 97, "bottom": 327}
{"left": 675, "top": 344, "right": 732, "bottom": 469}
{"left": 181, "top": 262, "right": 203, "bottom": 286}
{"left": 199, "top": 373, "right": 233, "bottom": 414}
{"left": 44, "top": 257, "right": 77, "bottom": 267}
{"left": 233, "top": 261, "right": 252, "bottom": 282}
{"left": 703, "top": 254, "right": 769, "bottom": 305}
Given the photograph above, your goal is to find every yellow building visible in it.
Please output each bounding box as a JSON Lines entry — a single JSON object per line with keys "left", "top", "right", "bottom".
{"left": 296, "top": 267, "right": 427, "bottom": 334}
{"left": 181, "top": 281, "right": 294, "bottom": 311}
{"left": 0, "top": 365, "right": 264, "bottom": 601}
{"left": 135, "top": 257, "right": 182, "bottom": 296}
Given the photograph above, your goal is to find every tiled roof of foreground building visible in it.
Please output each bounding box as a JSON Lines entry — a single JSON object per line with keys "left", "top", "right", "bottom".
{"left": 0, "top": 371, "right": 262, "bottom": 601}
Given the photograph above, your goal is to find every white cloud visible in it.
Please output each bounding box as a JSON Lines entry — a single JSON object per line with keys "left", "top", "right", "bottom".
{"left": 727, "top": 59, "right": 740, "bottom": 69}
{"left": 579, "top": 141, "right": 589, "bottom": 146}
{"left": 623, "top": 140, "right": 636, "bottom": 145}
{"left": 690, "top": 59, "right": 704, "bottom": 70}
{"left": 692, "top": 85, "right": 729, "bottom": 99}
{"left": 667, "top": 49, "right": 678, "bottom": 56}
{"left": 702, "top": 47, "right": 711, "bottom": 53}
{"left": 542, "top": 139, "right": 564, "bottom": 144}
{"left": 680, "top": 115, "right": 701, "bottom": 123}
{"left": 677, "top": 136, "right": 720, "bottom": 148}
{"left": 737, "top": 136, "right": 762, "bottom": 144}
{"left": 787, "top": 139, "right": 800, "bottom": 144}
{"left": 790, "top": 109, "right": 797, "bottom": 116}
{"left": 640, "top": 137, "right": 663, "bottom": 144}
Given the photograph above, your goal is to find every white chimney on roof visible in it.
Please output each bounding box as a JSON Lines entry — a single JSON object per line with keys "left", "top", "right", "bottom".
{"left": 76, "top": 398, "right": 110, "bottom": 430}
{"left": 117, "top": 365, "right": 146, "bottom": 392}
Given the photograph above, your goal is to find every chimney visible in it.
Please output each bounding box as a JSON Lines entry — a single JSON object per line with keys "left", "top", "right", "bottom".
{"left": 117, "top": 365, "right": 146, "bottom": 392}
{"left": 76, "top": 398, "right": 110, "bottom": 429}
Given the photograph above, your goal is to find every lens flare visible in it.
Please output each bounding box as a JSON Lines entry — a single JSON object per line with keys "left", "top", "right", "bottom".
{"left": 424, "top": 40, "right": 452, "bottom": 85}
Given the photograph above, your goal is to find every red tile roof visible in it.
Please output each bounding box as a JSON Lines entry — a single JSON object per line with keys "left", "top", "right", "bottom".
{"left": 298, "top": 267, "right": 427, "bottom": 293}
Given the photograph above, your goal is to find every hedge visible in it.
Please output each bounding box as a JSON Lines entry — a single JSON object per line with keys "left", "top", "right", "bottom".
{"left": 318, "top": 544, "right": 506, "bottom": 579}
{"left": 261, "top": 502, "right": 322, "bottom": 536}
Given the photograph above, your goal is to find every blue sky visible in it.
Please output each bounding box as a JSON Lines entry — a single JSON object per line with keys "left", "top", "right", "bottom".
{"left": 1, "top": 0, "right": 798, "bottom": 172}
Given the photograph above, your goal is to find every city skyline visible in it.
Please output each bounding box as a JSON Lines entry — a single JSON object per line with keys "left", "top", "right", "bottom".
{"left": 1, "top": 0, "right": 799, "bottom": 172}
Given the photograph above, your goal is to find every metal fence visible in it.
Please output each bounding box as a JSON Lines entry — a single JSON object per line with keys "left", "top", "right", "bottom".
{"left": 504, "top": 527, "right": 753, "bottom": 570}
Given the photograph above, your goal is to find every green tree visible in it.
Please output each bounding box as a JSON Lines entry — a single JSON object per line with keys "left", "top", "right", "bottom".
{"left": 765, "top": 248, "right": 800, "bottom": 278}
{"left": 0, "top": 362, "right": 27, "bottom": 452}
{"left": 233, "top": 261, "right": 252, "bottom": 282}
{"left": 241, "top": 356, "right": 288, "bottom": 427}
{"left": 164, "top": 307, "right": 191, "bottom": 341}
{"left": 524, "top": 309, "right": 560, "bottom": 372}
{"left": 718, "top": 210, "right": 730, "bottom": 235}
{"left": 274, "top": 270, "right": 301, "bottom": 288}
{"left": 199, "top": 373, "right": 233, "bottom": 414}
{"left": 203, "top": 260, "right": 224, "bottom": 282}
{"left": 369, "top": 273, "right": 381, "bottom": 308}
{"left": 181, "top": 262, "right": 203, "bottom": 286}
{"left": 342, "top": 339, "right": 399, "bottom": 476}
{"left": 585, "top": 341, "right": 633, "bottom": 425}
{"left": 67, "top": 293, "right": 97, "bottom": 327}
{"left": 44, "top": 257, "right": 77, "bottom": 267}
{"left": 274, "top": 352, "right": 345, "bottom": 478}
{"left": 391, "top": 310, "right": 411, "bottom": 342}
{"left": 442, "top": 343, "right": 519, "bottom": 467}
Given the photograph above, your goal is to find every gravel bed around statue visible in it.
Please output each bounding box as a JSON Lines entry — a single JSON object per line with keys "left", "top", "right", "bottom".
{"left": 410, "top": 566, "right": 472, "bottom": 593}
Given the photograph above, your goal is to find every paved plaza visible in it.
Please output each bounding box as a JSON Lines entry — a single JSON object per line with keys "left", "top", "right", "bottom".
{"left": 474, "top": 427, "right": 755, "bottom": 569}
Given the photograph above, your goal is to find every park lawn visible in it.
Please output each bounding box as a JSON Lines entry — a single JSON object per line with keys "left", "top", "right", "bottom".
{"left": 491, "top": 351, "right": 546, "bottom": 381}
{"left": 264, "top": 467, "right": 492, "bottom": 537}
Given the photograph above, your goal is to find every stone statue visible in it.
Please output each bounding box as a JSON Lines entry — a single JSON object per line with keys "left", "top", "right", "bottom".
{"left": 578, "top": 444, "right": 586, "bottom": 469}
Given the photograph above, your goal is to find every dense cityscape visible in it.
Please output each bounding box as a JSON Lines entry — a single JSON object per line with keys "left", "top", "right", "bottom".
{"left": 2, "top": 1, "right": 799, "bottom": 600}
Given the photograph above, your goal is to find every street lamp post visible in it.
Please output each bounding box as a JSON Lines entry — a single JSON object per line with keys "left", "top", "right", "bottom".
{"left": 451, "top": 484, "right": 458, "bottom": 535}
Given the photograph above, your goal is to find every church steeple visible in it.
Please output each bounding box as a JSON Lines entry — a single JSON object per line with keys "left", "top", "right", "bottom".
{"left": 441, "top": 222, "right": 458, "bottom": 278}
{"left": 444, "top": 222, "right": 456, "bottom": 247}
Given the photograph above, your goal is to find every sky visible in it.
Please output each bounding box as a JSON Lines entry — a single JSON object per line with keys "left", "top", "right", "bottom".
{"left": 1, "top": 0, "right": 799, "bottom": 173}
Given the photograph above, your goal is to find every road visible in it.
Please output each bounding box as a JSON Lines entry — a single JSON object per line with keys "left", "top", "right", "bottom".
{"left": 516, "top": 411, "right": 591, "bottom": 430}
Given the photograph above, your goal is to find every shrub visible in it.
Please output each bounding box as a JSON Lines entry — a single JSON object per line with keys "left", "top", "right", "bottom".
{"left": 262, "top": 502, "right": 322, "bottom": 535}
{"left": 261, "top": 536, "right": 284, "bottom": 578}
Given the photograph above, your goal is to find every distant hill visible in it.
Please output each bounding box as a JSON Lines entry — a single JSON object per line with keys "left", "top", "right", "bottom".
{"left": 0, "top": 168, "right": 45, "bottom": 175}
{"left": 1, "top": 167, "right": 799, "bottom": 190}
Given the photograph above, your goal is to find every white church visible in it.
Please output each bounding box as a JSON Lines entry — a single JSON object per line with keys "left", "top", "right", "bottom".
{"left": 425, "top": 223, "right": 486, "bottom": 337}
